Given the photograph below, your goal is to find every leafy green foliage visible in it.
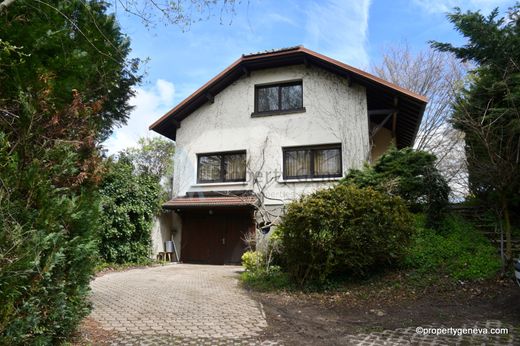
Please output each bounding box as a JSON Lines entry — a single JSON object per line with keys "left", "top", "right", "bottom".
{"left": 241, "top": 243, "right": 288, "bottom": 291}
{"left": 99, "top": 158, "right": 163, "bottom": 264}
{"left": 122, "top": 137, "right": 175, "bottom": 196}
{"left": 0, "top": 0, "right": 141, "bottom": 142}
{"left": 241, "top": 234, "right": 288, "bottom": 291}
{"left": 241, "top": 251, "right": 264, "bottom": 272}
{"left": 431, "top": 5, "right": 520, "bottom": 259}
{"left": 277, "top": 184, "right": 414, "bottom": 286}
{"left": 240, "top": 266, "right": 291, "bottom": 291}
{"left": 440, "top": 5, "right": 520, "bottom": 199}
{"left": 0, "top": 136, "right": 100, "bottom": 344}
{"left": 404, "top": 215, "right": 501, "bottom": 280}
{"left": 342, "top": 147, "right": 450, "bottom": 227}
{"left": 0, "top": 1, "right": 139, "bottom": 342}
{"left": 94, "top": 258, "right": 157, "bottom": 273}
{"left": 123, "top": 137, "right": 175, "bottom": 178}
{"left": 98, "top": 137, "right": 173, "bottom": 264}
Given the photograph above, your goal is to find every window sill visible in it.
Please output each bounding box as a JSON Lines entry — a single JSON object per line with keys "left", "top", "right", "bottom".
{"left": 251, "top": 107, "right": 306, "bottom": 118}
{"left": 278, "top": 177, "right": 343, "bottom": 184}
{"left": 192, "top": 181, "right": 248, "bottom": 187}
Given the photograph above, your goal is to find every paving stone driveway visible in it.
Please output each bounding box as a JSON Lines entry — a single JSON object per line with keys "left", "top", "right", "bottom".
{"left": 89, "top": 264, "right": 271, "bottom": 345}
{"left": 89, "top": 265, "right": 517, "bottom": 345}
{"left": 346, "top": 320, "right": 517, "bottom": 345}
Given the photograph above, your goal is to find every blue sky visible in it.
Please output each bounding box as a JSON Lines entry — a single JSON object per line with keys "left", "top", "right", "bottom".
{"left": 103, "top": 0, "right": 515, "bottom": 153}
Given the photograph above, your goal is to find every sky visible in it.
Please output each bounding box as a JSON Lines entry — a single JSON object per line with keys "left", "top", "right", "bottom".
{"left": 103, "top": 0, "right": 516, "bottom": 154}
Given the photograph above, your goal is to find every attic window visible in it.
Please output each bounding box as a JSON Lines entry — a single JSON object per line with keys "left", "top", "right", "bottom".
{"left": 254, "top": 81, "right": 304, "bottom": 116}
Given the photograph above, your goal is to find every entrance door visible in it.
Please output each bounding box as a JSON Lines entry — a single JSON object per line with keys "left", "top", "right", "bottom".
{"left": 180, "top": 209, "right": 253, "bottom": 264}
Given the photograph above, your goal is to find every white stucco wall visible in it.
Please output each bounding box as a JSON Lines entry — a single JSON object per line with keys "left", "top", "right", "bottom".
{"left": 151, "top": 211, "right": 182, "bottom": 260}
{"left": 171, "top": 64, "right": 370, "bottom": 205}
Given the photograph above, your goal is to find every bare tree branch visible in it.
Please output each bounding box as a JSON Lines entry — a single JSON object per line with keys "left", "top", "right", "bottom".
{"left": 113, "top": 0, "right": 240, "bottom": 30}
{"left": 372, "top": 42, "right": 470, "bottom": 199}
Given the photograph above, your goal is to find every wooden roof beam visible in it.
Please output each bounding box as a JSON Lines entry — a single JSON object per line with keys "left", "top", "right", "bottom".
{"left": 171, "top": 119, "right": 180, "bottom": 128}
{"left": 368, "top": 108, "right": 397, "bottom": 116}
{"left": 370, "top": 112, "right": 393, "bottom": 139}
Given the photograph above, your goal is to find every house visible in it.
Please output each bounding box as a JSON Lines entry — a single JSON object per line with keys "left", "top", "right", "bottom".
{"left": 149, "top": 46, "right": 427, "bottom": 264}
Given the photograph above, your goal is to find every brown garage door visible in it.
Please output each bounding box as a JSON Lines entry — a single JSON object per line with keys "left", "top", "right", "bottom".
{"left": 180, "top": 209, "right": 254, "bottom": 264}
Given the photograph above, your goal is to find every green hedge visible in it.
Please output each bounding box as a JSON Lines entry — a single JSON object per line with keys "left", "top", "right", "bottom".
{"left": 277, "top": 184, "right": 414, "bottom": 285}
{"left": 0, "top": 139, "right": 99, "bottom": 344}
{"left": 99, "top": 158, "right": 162, "bottom": 264}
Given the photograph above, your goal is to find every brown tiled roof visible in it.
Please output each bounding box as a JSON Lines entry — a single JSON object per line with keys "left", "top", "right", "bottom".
{"left": 242, "top": 46, "right": 303, "bottom": 58}
{"left": 150, "top": 46, "right": 427, "bottom": 148}
{"left": 163, "top": 196, "right": 257, "bottom": 209}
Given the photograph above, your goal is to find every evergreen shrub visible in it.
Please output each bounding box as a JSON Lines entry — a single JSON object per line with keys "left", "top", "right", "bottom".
{"left": 277, "top": 184, "right": 414, "bottom": 285}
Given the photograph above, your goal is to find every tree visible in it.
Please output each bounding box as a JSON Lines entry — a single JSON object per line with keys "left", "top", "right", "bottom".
{"left": 372, "top": 43, "right": 468, "bottom": 198}
{"left": 122, "top": 137, "right": 175, "bottom": 195}
{"left": 99, "top": 137, "right": 174, "bottom": 263}
{"left": 108, "top": 0, "right": 240, "bottom": 29}
{"left": 1, "top": 0, "right": 240, "bottom": 30}
{"left": 1, "top": 0, "right": 237, "bottom": 341}
{"left": 99, "top": 156, "right": 163, "bottom": 263}
{"left": 342, "top": 147, "right": 450, "bottom": 228}
{"left": 1, "top": 0, "right": 141, "bottom": 142}
{"left": 0, "top": 0, "right": 139, "bottom": 342}
{"left": 431, "top": 4, "right": 520, "bottom": 262}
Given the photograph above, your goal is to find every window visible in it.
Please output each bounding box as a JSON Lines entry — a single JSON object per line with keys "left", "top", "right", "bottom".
{"left": 197, "top": 151, "right": 246, "bottom": 183}
{"left": 255, "top": 81, "right": 303, "bottom": 114}
{"left": 283, "top": 144, "right": 342, "bottom": 179}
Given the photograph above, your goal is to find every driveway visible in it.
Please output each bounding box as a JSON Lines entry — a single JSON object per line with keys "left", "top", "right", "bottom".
{"left": 88, "top": 264, "right": 273, "bottom": 345}
{"left": 87, "top": 264, "right": 517, "bottom": 345}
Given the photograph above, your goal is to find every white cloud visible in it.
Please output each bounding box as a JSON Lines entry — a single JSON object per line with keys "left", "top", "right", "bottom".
{"left": 413, "top": 0, "right": 513, "bottom": 14}
{"left": 304, "top": 0, "right": 371, "bottom": 69}
{"left": 103, "top": 79, "right": 175, "bottom": 155}
{"left": 156, "top": 79, "right": 175, "bottom": 104}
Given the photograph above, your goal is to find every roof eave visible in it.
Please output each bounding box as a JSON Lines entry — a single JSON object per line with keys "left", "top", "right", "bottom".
{"left": 149, "top": 47, "right": 428, "bottom": 143}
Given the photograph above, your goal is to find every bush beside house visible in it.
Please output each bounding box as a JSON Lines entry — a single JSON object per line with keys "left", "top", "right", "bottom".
{"left": 342, "top": 148, "right": 450, "bottom": 227}
{"left": 242, "top": 148, "right": 501, "bottom": 290}
{"left": 277, "top": 184, "right": 414, "bottom": 285}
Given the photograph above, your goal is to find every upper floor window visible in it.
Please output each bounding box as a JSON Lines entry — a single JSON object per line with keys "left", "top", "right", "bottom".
{"left": 197, "top": 151, "right": 246, "bottom": 183}
{"left": 282, "top": 144, "right": 342, "bottom": 180}
{"left": 255, "top": 81, "right": 303, "bottom": 114}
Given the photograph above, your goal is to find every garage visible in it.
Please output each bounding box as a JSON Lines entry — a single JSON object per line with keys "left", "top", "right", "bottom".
{"left": 180, "top": 209, "right": 254, "bottom": 264}
{"left": 163, "top": 195, "right": 256, "bottom": 265}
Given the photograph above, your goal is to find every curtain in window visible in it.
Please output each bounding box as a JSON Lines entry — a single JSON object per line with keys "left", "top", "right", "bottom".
{"left": 285, "top": 150, "right": 311, "bottom": 177}
{"left": 314, "top": 149, "right": 341, "bottom": 176}
{"left": 199, "top": 155, "right": 221, "bottom": 181}
{"left": 224, "top": 153, "right": 246, "bottom": 181}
